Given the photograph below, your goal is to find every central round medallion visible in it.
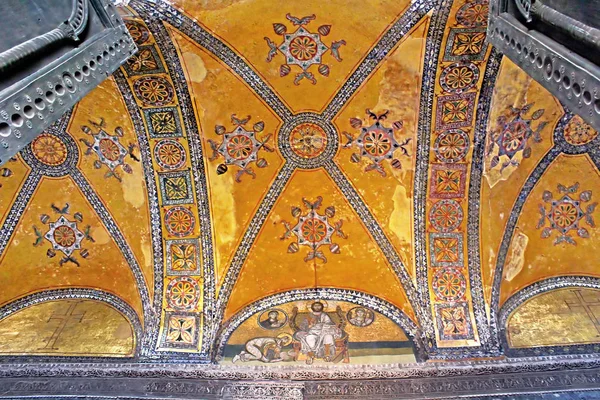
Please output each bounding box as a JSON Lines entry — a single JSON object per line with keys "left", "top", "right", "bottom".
{"left": 278, "top": 113, "right": 338, "bottom": 169}
{"left": 53, "top": 225, "right": 77, "bottom": 247}
{"left": 563, "top": 115, "right": 598, "bottom": 146}
{"left": 289, "top": 36, "right": 318, "bottom": 61}
{"left": 31, "top": 133, "right": 68, "bottom": 166}
{"left": 99, "top": 138, "right": 122, "bottom": 162}
{"left": 226, "top": 135, "right": 254, "bottom": 160}
{"left": 289, "top": 122, "right": 328, "bottom": 159}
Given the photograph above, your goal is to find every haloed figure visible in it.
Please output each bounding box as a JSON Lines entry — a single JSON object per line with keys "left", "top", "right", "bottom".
{"left": 349, "top": 307, "right": 373, "bottom": 327}
{"left": 232, "top": 333, "right": 294, "bottom": 363}
{"left": 294, "top": 301, "right": 342, "bottom": 364}
{"left": 260, "top": 310, "right": 284, "bottom": 329}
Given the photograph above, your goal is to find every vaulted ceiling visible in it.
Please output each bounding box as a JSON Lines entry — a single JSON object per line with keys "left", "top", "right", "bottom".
{"left": 0, "top": 0, "right": 599, "bottom": 366}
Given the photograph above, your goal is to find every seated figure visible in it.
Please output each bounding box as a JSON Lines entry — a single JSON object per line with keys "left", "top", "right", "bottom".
{"left": 290, "top": 301, "right": 349, "bottom": 364}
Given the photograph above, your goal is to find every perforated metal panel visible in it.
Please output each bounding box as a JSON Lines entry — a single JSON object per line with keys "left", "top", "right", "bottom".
{"left": 0, "top": 0, "right": 136, "bottom": 165}
{"left": 488, "top": 0, "right": 600, "bottom": 132}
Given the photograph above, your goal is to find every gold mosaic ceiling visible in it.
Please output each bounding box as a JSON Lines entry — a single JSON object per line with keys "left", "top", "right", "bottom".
{"left": 0, "top": 0, "right": 598, "bottom": 364}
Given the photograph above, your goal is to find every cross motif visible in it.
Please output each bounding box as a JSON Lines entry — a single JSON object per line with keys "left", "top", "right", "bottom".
{"left": 562, "top": 290, "right": 600, "bottom": 336}
{"left": 39, "top": 301, "right": 86, "bottom": 350}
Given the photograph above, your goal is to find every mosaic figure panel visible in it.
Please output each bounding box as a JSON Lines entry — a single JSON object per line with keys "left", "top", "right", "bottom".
{"left": 223, "top": 300, "right": 415, "bottom": 365}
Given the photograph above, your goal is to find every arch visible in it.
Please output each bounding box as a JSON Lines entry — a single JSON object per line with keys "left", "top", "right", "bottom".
{"left": 498, "top": 276, "right": 600, "bottom": 357}
{"left": 0, "top": 288, "right": 142, "bottom": 360}
{"left": 491, "top": 110, "right": 600, "bottom": 336}
{"left": 214, "top": 288, "right": 425, "bottom": 362}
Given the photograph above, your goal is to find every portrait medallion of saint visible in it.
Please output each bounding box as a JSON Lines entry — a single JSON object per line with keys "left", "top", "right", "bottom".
{"left": 257, "top": 308, "right": 288, "bottom": 330}
{"left": 347, "top": 307, "right": 375, "bottom": 327}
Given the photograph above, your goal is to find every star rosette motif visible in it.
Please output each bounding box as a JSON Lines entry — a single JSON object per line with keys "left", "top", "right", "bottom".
{"left": 265, "top": 13, "right": 346, "bottom": 85}
{"left": 79, "top": 118, "right": 139, "bottom": 181}
{"left": 280, "top": 196, "right": 347, "bottom": 263}
{"left": 207, "top": 115, "right": 273, "bottom": 183}
{"left": 32, "top": 204, "right": 95, "bottom": 267}
{"left": 485, "top": 103, "right": 547, "bottom": 173}
{"left": 537, "top": 182, "right": 597, "bottom": 245}
{"left": 343, "top": 109, "right": 411, "bottom": 177}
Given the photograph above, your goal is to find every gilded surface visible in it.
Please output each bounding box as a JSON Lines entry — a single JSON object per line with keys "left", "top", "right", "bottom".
{"left": 499, "top": 154, "right": 600, "bottom": 306}
{"left": 0, "top": 0, "right": 597, "bottom": 363}
{"left": 508, "top": 289, "right": 600, "bottom": 348}
{"left": 0, "top": 300, "right": 134, "bottom": 356}
{"left": 224, "top": 300, "right": 415, "bottom": 365}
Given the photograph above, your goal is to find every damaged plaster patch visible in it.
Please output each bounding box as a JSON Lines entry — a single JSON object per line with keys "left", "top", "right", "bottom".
{"left": 91, "top": 226, "right": 111, "bottom": 245}
{"left": 504, "top": 231, "right": 528, "bottom": 281}
{"left": 121, "top": 171, "right": 146, "bottom": 209}
{"left": 389, "top": 181, "right": 413, "bottom": 266}
{"left": 182, "top": 51, "right": 207, "bottom": 83}
{"left": 210, "top": 169, "right": 237, "bottom": 282}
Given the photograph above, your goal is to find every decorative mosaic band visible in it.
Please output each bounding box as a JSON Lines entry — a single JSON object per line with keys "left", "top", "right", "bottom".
{"left": 418, "top": 0, "right": 495, "bottom": 353}
{"left": 112, "top": 69, "right": 165, "bottom": 356}
{"left": 114, "top": 12, "right": 208, "bottom": 359}
{"left": 142, "top": 17, "right": 216, "bottom": 358}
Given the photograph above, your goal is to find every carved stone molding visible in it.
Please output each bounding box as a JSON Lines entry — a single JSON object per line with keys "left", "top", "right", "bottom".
{"left": 0, "top": 367, "right": 600, "bottom": 399}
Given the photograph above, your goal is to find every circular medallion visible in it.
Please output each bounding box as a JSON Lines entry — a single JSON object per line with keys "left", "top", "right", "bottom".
{"left": 53, "top": 225, "right": 77, "bottom": 247}
{"left": 289, "top": 122, "right": 328, "bottom": 159}
{"left": 433, "top": 268, "right": 467, "bottom": 301}
{"left": 301, "top": 218, "right": 328, "bottom": 243}
{"left": 154, "top": 139, "right": 186, "bottom": 170}
{"left": 125, "top": 21, "right": 150, "bottom": 45}
{"left": 31, "top": 133, "right": 68, "bottom": 166}
{"left": 551, "top": 201, "right": 578, "bottom": 231}
{"left": 226, "top": 135, "right": 254, "bottom": 160}
{"left": 429, "top": 199, "right": 464, "bottom": 232}
{"left": 440, "top": 63, "right": 480, "bottom": 93}
{"left": 500, "top": 121, "right": 528, "bottom": 156}
{"left": 290, "top": 36, "right": 318, "bottom": 61}
{"left": 563, "top": 115, "right": 598, "bottom": 146}
{"left": 278, "top": 113, "right": 338, "bottom": 169}
{"left": 433, "top": 129, "right": 470, "bottom": 163}
{"left": 164, "top": 206, "right": 195, "bottom": 237}
{"left": 133, "top": 76, "right": 174, "bottom": 107}
{"left": 347, "top": 307, "right": 375, "bottom": 327}
{"left": 167, "top": 277, "right": 200, "bottom": 311}
{"left": 363, "top": 128, "right": 394, "bottom": 158}
{"left": 456, "top": 0, "right": 489, "bottom": 28}
{"left": 99, "top": 138, "right": 122, "bottom": 162}
{"left": 257, "top": 308, "right": 288, "bottom": 330}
